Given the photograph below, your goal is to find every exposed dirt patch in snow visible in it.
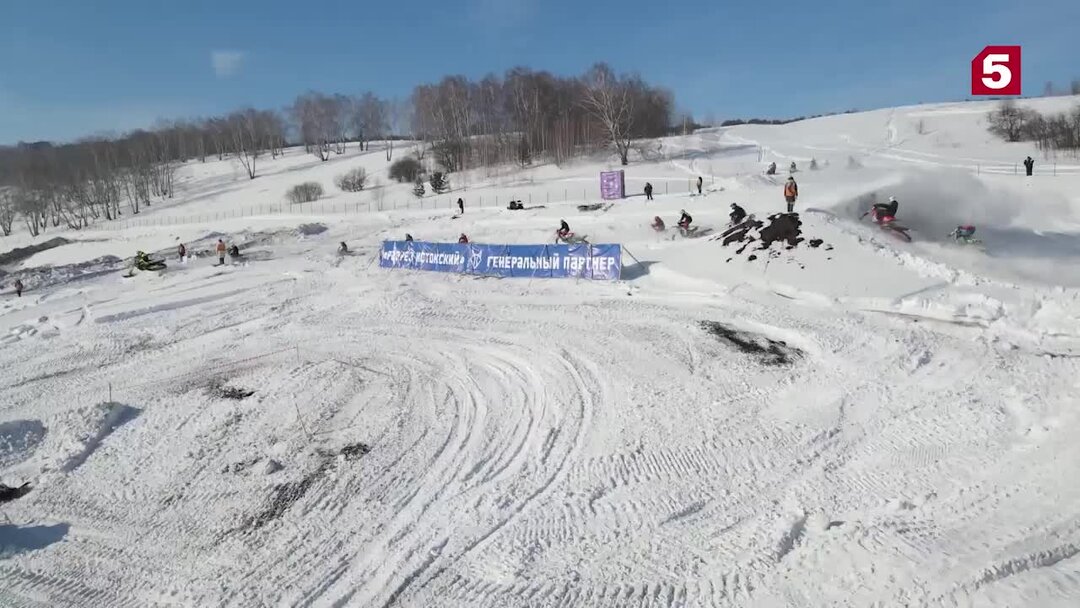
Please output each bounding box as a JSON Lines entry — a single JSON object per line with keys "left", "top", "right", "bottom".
{"left": 243, "top": 464, "right": 328, "bottom": 531}
{"left": 0, "top": 237, "right": 71, "bottom": 267}
{"left": 211, "top": 383, "right": 256, "bottom": 400}
{"left": 700, "top": 321, "right": 803, "bottom": 365}
{"left": 297, "top": 223, "right": 328, "bottom": 236}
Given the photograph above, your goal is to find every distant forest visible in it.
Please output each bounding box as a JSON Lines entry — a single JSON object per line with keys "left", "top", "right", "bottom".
{"left": 0, "top": 63, "right": 680, "bottom": 236}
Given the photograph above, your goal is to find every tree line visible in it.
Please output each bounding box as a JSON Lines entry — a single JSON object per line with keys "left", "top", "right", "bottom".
{"left": 0, "top": 62, "right": 676, "bottom": 238}
{"left": 410, "top": 63, "right": 673, "bottom": 171}
{"left": 987, "top": 99, "right": 1080, "bottom": 156}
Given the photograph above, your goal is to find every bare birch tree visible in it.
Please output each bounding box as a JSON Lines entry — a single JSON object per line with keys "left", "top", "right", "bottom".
{"left": 580, "top": 63, "right": 635, "bottom": 165}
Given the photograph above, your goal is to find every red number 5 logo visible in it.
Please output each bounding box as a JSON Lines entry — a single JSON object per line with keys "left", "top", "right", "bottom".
{"left": 971, "top": 45, "right": 1021, "bottom": 96}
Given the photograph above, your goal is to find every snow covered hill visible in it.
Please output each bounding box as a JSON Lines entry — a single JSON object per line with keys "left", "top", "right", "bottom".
{"left": 3, "top": 97, "right": 1080, "bottom": 607}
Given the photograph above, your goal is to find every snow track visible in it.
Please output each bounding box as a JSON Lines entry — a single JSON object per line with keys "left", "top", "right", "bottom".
{"left": 4, "top": 98, "right": 1080, "bottom": 605}
{"left": 6, "top": 260, "right": 1078, "bottom": 606}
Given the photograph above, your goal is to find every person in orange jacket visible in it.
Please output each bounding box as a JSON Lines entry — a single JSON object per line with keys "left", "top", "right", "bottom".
{"left": 784, "top": 177, "right": 799, "bottom": 213}
{"left": 216, "top": 239, "right": 226, "bottom": 265}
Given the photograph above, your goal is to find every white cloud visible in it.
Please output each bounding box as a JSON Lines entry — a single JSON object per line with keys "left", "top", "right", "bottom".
{"left": 211, "top": 50, "right": 246, "bottom": 79}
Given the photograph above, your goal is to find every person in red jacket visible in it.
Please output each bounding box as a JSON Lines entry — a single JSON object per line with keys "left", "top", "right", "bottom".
{"left": 216, "top": 239, "right": 226, "bottom": 265}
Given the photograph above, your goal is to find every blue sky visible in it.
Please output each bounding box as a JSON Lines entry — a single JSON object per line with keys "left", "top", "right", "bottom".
{"left": 1, "top": 0, "right": 1078, "bottom": 144}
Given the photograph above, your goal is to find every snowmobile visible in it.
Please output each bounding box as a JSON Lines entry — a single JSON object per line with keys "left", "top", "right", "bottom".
{"left": 124, "top": 251, "right": 167, "bottom": 276}
{"left": 555, "top": 231, "right": 589, "bottom": 245}
{"left": 862, "top": 208, "right": 911, "bottom": 242}
{"left": 948, "top": 225, "right": 983, "bottom": 246}
{"left": 135, "top": 251, "right": 167, "bottom": 271}
{"left": 672, "top": 225, "right": 714, "bottom": 240}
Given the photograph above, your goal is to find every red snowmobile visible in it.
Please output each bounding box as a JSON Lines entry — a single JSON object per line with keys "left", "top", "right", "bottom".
{"left": 861, "top": 202, "right": 911, "bottom": 242}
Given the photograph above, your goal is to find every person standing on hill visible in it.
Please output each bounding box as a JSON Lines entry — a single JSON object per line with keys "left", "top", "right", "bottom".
{"left": 1024, "top": 156, "right": 1034, "bottom": 177}
{"left": 216, "top": 239, "right": 226, "bottom": 266}
{"left": 644, "top": 182, "right": 653, "bottom": 201}
{"left": 13, "top": 279, "right": 23, "bottom": 298}
{"left": 696, "top": 176, "right": 703, "bottom": 195}
{"left": 457, "top": 198, "right": 464, "bottom": 214}
{"left": 783, "top": 177, "right": 799, "bottom": 213}
{"left": 178, "top": 243, "right": 186, "bottom": 261}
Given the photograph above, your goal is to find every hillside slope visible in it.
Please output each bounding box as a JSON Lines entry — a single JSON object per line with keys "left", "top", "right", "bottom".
{"left": 2, "top": 97, "right": 1080, "bottom": 607}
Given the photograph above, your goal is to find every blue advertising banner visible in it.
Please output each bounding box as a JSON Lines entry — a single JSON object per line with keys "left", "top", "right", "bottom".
{"left": 380, "top": 241, "right": 622, "bottom": 280}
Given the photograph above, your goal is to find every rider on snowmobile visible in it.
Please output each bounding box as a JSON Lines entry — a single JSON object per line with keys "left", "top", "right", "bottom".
{"left": 729, "top": 203, "right": 746, "bottom": 226}
{"left": 558, "top": 219, "right": 571, "bottom": 239}
{"left": 949, "top": 225, "right": 977, "bottom": 241}
{"left": 677, "top": 209, "right": 693, "bottom": 230}
{"left": 870, "top": 196, "right": 899, "bottom": 223}
{"left": 651, "top": 216, "right": 665, "bottom": 231}
{"left": 458, "top": 233, "right": 469, "bottom": 244}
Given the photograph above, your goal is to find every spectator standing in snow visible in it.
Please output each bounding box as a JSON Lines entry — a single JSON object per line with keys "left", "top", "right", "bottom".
{"left": 784, "top": 177, "right": 799, "bottom": 213}
{"left": 178, "top": 243, "right": 186, "bottom": 261}
{"left": 696, "top": 176, "right": 703, "bottom": 195}
{"left": 644, "top": 182, "right": 653, "bottom": 201}
{"left": 14, "top": 279, "right": 23, "bottom": 298}
{"left": 457, "top": 198, "right": 464, "bottom": 214}
{"left": 216, "top": 239, "right": 226, "bottom": 265}
{"left": 1024, "top": 156, "right": 1034, "bottom": 176}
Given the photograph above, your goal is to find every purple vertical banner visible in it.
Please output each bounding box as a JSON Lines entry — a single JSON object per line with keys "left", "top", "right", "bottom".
{"left": 600, "top": 170, "right": 625, "bottom": 200}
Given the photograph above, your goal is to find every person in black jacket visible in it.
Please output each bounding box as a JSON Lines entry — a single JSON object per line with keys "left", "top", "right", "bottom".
{"left": 729, "top": 203, "right": 747, "bottom": 226}
{"left": 558, "top": 219, "right": 571, "bottom": 238}
{"left": 457, "top": 198, "right": 465, "bottom": 214}
{"left": 644, "top": 182, "right": 653, "bottom": 201}
{"left": 678, "top": 209, "right": 693, "bottom": 230}
{"left": 1024, "top": 156, "right": 1034, "bottom": 176}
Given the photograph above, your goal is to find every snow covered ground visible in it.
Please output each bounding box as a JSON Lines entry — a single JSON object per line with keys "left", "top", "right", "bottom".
{"left": 3, "top": 97, "right": 1080, "bottom": 607}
